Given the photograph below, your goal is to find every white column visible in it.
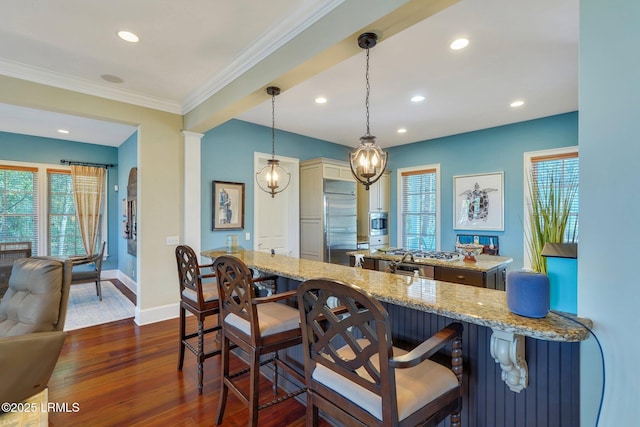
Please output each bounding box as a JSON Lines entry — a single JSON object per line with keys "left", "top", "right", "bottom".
{"left": 182, "top": 131, "right": 203, "bottom": 258}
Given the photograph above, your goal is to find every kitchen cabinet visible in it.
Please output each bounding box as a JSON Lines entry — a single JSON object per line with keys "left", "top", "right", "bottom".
{"left": 435, "top": 267, "right": 486, "bottom": 288}
{"left": 357, "top": 171, "right": 391, "bottom": 238}
{"left": 434, "top": 264, "right": 508, "bottom": 290}
{"left": 350, "top": 254, "right": 509, "bottom": 290}
{"left": 434, "top": 264, "right": 507, "bottom": 290}
{"left": 358, "top": 171, "right": 390, "bottom": 214}
{"left": 368, "top": 235, "right": 389, "bottom": 250}
{"left": 369, "top": 171, "right": 390, "bottom": 212}
{"left": 322, "top": 162, "right": 354, "bottom": 181}
{"left": 300, "top": 158, "right": 356, "bottom": 262}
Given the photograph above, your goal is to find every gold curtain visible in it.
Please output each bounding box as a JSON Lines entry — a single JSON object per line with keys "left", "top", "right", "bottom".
{"left": 70, "top": 165, "right": 105, "bottom": 255}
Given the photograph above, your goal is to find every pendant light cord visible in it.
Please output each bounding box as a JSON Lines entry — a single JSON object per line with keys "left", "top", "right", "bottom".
{"left": 271, "top": 91, "right": 276, "bottom": 158}
{"left": 365, "top": 47, "right": 371, "bottom": 136}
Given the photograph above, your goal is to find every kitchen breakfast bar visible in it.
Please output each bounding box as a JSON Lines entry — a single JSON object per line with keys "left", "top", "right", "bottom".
{"left": 202, "top": 249, "right": 592, "bottom": 426}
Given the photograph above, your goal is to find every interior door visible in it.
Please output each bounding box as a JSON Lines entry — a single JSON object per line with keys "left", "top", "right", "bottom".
{"left": 254, "top": 153, "right": 299, "bottom": 256}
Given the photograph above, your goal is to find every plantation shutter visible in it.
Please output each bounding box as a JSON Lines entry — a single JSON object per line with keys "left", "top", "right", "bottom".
{"left": 400, "top": 168, "right": 437, "bottom": 250}
{"left": 530, "top": 151, "right": 579, "bottom": 242}
{"left": 0, "top": 165, "right": 39, "bottom": 255}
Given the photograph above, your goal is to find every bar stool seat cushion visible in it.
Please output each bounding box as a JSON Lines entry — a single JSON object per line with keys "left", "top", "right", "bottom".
{"left": 181, "top": 282, "right": 218, "bottom": 303}
{"left": 312, "top": 339, "right": 458, "bottom": 421}
{"left": 225, "top": 302, "right": 299, "bottom": 337}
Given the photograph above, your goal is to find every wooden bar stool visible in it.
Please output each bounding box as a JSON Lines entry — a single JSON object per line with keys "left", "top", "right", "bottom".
{"left": 175, "top": 245, "right": 221, "bottom": 394}
{"left": 297, "top": 278, "right": 464, "bottom": 426}
{"left": 213, "top": 255, "right": 305, "bottom": 427}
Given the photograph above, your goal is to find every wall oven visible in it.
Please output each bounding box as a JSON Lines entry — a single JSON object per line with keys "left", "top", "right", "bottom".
{"left": 369, "top": 212, "right": 388, "bottom": 236}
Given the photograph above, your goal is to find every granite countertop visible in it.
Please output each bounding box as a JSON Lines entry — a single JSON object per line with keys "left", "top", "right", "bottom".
{"left": 348, "top": 249, "right": 513, "bottom": 271}
{"left": 202, "top": 249, "right": 591, "bottom": 342}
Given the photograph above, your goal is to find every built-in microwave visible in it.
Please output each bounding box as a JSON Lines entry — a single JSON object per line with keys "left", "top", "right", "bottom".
{"left": 369, "top": 212, "right": 388, "bottom": 236}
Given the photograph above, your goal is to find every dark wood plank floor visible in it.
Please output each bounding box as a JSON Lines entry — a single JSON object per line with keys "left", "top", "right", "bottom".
{"left": 48, "top": 309, "right": 328, "bottom": 426}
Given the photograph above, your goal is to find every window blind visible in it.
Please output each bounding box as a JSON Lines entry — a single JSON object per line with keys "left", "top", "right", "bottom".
{"left": 400, "top": 168, "right": 437, "bottom": 250}
{"left": 530, "top": 151, "right": 579, "bottom": 242}
{"left": 47, "top": 169, "right": 85, "bottom": 256}
{"left": 0, "top": 165, "right": 39, "bottom": 254}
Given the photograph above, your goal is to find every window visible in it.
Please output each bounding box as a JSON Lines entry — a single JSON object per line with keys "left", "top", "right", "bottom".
{"left": 524, "top": 147, "right": 579, "bottom": 267}
{"left": 0, "top": 165, "right": 39, "bottom": 252}
{"left": 398, "top": 165, "right": 440, "bottom": 251}
{"left": 48, "top": 169, "right": 86, "bottom": 256}
{"left": 0, "top": 161, "right": 106, "bottom": 257}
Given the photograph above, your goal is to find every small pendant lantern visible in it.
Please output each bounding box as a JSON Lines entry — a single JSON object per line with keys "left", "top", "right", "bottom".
{"left": 256, "top": 86, "right": 291, "bottom": 198}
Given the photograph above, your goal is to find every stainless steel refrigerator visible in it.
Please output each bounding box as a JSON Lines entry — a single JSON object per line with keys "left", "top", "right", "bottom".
{"left": 324, "top": 179, "right": 357, "bottom": 265}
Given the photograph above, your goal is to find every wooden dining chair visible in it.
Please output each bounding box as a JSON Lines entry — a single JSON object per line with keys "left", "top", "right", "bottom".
{"left": 70, "top": 241, "right": 105, "bottom": 301}
{"left": 212, "top": 255, "right": 305, "bottom": 427}
{"left": 297, "top": 278, "right": 464, "bottom": 427}
{"left": 175, "top": 245, "right": 221, "bottom": 394}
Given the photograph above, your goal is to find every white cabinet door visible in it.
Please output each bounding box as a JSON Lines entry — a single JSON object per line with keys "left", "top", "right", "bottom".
{"left": 300, "top": 219, "right": 323, "bottom": 260}
{"left": 369, "top": 172, "right": 390, "bottom": 212}
{"left": 369, "top": 235, "right": 389, "bottom": 249}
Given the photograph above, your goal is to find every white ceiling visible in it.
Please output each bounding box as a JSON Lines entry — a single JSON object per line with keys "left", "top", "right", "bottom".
{"left": 0, "top": 0, "right": 578, "bottom": 148}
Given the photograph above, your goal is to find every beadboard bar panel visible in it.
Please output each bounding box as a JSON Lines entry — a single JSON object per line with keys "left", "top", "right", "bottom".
{"left": 383, "top": 302, "right": 580, "bottom": 427}
{"left": 276, "top": 274, "right": 580, "bottom": 426}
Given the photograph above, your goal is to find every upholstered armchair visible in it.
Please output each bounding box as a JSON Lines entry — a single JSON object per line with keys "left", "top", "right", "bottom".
{"left": 0, "top": 257, "right": 72, "bottom": 404}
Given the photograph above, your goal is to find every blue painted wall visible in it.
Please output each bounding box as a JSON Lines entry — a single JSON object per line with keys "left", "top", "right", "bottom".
{"left": 200, "top": 114, "right": 578, "bottom": 271}
{"left": 117, "top": 132, "right": 137, "bottom": 280}
{"left": 387, "top": 112, "right": 578, "bottom": 270}
{"left": 579, "top": 0, "right": 640, "bottom": 423}
{"left": 0, "top": 131, "right": 120, "bottom": 270}
{"left": 200, "top": 119, "right": 351, "bottom": 250}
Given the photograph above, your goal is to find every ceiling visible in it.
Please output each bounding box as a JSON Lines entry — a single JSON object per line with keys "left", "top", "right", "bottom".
{"left": 0, "top": 0, "right": 578, "bottom": 149}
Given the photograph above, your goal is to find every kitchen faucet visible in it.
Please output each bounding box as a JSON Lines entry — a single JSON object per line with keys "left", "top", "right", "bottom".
{"left": 400, "top": 251, "right": 415, "bottom": 264}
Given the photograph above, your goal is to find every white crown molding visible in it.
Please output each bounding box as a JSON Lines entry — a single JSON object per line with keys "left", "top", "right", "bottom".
{"left": 0, "top": 58, "right": 182, "bottom": 114}
{"left": 0, "top": 1, "right": 344, "bottom": 117}
{"left": 181, "top": 0, "right": 346, "bottom": 114}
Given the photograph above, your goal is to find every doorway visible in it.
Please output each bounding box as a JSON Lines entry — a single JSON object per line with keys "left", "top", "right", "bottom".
{"left": 253, "top": 152, "right": 299, "bottom": 257}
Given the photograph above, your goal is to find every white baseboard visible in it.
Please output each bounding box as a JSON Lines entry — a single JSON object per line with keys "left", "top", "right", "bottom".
{"left": 135, "top": 302, "right": 179, "bottom": 326}
{"left": 102, "top": 269, "right": 180, "bottom": 326}
{"left": 102, "top": 269, "right": 137, "bottom": 295}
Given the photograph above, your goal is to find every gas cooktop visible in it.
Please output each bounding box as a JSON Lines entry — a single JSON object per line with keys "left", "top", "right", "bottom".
{"left": 387, "top": 249, "right": 462, "bottom": 261}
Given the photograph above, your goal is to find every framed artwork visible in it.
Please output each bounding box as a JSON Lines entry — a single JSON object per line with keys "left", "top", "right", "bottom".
{"left": 453, "top": 172, "right": 504, "bottom": 231}
{"left": 212, "top": 181, "right": 245, "bottom": 230}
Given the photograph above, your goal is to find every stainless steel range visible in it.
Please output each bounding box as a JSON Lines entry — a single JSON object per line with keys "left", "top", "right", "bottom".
{"left": 379, "top": 249, "right": 462, "bottom": 278}
{"left": 386, "top": 249, "right": 462, "bottom": 261}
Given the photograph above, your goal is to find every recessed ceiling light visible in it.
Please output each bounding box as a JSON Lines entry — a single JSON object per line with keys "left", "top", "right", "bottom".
{"left": 117, "top": 30, "right": 139, "bottom": 43}
{"left": 315, "top": 97, "right": 327, "bottom": 104}
{"left": 510, "top": 100, "right": 525, "bottom": 108}
{"left": 450, "top": 38, "right": 469, "bottom": 50}
{"left": 411, "top": 95, "right": 426, "bottom": 103}
{"left": 397, "top": 128, "right": 407, "bottom": 134}
{"left": 57, "top": 129, "right": 69, "bottom": 134}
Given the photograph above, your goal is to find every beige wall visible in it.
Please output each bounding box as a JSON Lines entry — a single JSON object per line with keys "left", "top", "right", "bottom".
{"left": 0, "top": 75, "right": 184, "bottom": 322}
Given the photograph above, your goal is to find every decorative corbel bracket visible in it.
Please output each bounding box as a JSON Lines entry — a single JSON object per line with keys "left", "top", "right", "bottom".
{"left": 490, "top": 329, "right": 528, "bottom": 392}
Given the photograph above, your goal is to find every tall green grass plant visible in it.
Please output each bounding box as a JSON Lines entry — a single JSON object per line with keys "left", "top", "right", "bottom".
{"left": 526, "top": 174, "right": 578, "bottom": 273}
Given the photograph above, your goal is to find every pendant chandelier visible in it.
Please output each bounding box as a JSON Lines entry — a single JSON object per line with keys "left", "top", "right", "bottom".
{"left": 349, "top": 32, "right": 387, "bottom": 190}
{"left": 256, "top": 86, "right": 291, "bottom": 198}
